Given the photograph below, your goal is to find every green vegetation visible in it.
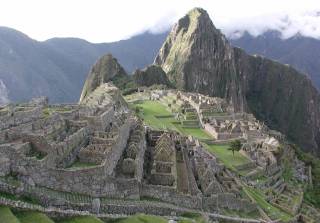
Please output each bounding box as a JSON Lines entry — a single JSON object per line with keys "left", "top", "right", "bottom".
{"left": 111, "top": 74, "right": 136, "bottom": 93}
{"left": 228, "top": 140, "right": 242, "bottom": 156}
{"left": 0, "top": 206, "right": 20, "bottom": 223}
{"left": 205, "top": 144, "right": 250, "bottom": 172}
{"left": 58, "top": 216, "right": 104, "bottom": 223}
{"left": 179, "top": 212, "right": 206, "bottom": 223}
{"left": 243, "top": 186, "right": 292, "bottom": 221}
{"left": 282, "top": 156, "right": 294, "bottom": 183}
{"left": 15, "top": 211, "right": 54, "bottom": 223}
{"left": 175, "top": 125, "right": 212, "bottom": 140}
{"left": 291, "top": 145, "right": 320, "bottom": 207}
{"left": 67, "top": 160, "right": 97, "bottom": 170}
{"left": 131, "top": 100, "right": 212, "bottom": 140}
{"left": 0, "top": 186, "right": 40, "bottom": 205}
{"left": 110, "top": 214, "right": 167, "bottom": 223}
{"left": 42, "top": 107, "right": 72, "bottom": 117}
{"left": 133, "top": 100, "right": 178, "bottom": 131}
{"left": 130, "top": 98, "right": 250, "bottom": 173}
{"left": 222, "top": 209, "right": 261, "bottom": 219}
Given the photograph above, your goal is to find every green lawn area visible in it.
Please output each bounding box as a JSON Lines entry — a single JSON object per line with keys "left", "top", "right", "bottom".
{"left": 174, "top": 125, "right": 212, "bottom": 140}
{"left": 112, "top": 214, "right": 167, "bottom": 223}
{"left": 0, "top": 206, "right": 20, "bottom": 223}
{"left": 15, "top": 211, "right": 54, "bottom": 223}
{"left": 243, "top": 186, "right": 292, "bottom": 222}
{"left": 205, "top": 144, "right": 250, "bottom": 171}
{"left": 67, "top": 160, "right": 98, "bottom": 170}
{"left": 132, "top": 100, "right": 178, "bottom": 131}
{"left": 131, "top": 100, "right": 212, "bottom": 140}
{"left": 58, "top": 216, "right": 104, "bottom": 223}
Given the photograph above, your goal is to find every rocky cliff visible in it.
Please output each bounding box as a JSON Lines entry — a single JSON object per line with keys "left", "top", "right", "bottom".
{"left": 79, "top": 54, "right": 128, "bottom": 102}
{"left": 155, "top": 8, "right": 320, "bottom": 154}
{"left": 133, "top": 65, "right": 171, "bottom": 87}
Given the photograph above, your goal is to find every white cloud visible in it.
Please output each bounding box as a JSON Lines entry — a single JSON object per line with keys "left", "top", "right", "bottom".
{"left": 0, "top": 0, "right": 320, "bottom": 42}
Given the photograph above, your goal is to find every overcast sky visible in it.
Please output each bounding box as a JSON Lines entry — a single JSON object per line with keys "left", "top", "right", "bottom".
{"left": 1, "top": 0, "right": 320, "bottom": 43}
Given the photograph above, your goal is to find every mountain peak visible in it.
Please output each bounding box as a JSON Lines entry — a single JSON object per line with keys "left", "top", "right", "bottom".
{"left": 155, "top": 7, "right": 235, "bottom": 103}
{"left": 155, "top": 8, "right": 320, "bottom": 154}
{"left": 187, "top": 7, "right": 209, "bottom": 16}
{"left": 79, "top": 54, "right": 127, "bottom": 102}
{"left": 174, "top": 7, "right": 216, "bottom": 35}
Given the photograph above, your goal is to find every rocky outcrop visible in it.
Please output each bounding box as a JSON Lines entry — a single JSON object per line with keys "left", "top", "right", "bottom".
{"left": 79, "top": 54, "right": 128, "bottom": 102}
{"left": 133, "top": 65, "right": 171, "bottom": 87}
{"left": 155, "top": 8, "right": 320, "bottom": 154}
{"left": 155, "top": 8, "right": 245, "bottom": 112}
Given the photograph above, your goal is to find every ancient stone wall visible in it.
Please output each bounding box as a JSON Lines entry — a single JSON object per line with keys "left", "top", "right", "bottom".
{"left": 141, "top": 184, "right": 202, "bottom": 209}
{"left": 89, "top": 107, "right": 115, "bottom": 131}
{"left": 0, "top": 106, "right": 42, "bottom": 130}
{"left": 104, "top": 119, "right": 132, "bottom": 176}
{"left": 53, "top": 127, "right": 89, "bottom": 167}
{"left": 182, "top": 147, "right": 201, "bottom": 196}
{"left": 134, "top": 131, "right": 147, "bottom": 181}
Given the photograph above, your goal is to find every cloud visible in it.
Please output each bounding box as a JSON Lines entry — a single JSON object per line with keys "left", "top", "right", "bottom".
{"left": 0, "top": 0, "right": 320, "bottom": 42}
{"left": 222, "top": 10, "right": 320, "bottom": 39}
{"left": 0, "top": 79, "right": 10, "bottom": 106}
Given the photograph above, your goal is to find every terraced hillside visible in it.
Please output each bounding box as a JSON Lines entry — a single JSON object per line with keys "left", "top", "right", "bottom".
{"left": 125, "top": 89, "right": 319, "bottom": 222}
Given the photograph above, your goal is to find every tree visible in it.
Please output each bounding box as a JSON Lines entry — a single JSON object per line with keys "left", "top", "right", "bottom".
{"left": 229, "top": 139, "right": 242, "bottom": 156}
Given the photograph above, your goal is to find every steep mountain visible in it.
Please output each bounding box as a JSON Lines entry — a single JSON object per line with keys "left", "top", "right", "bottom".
{"left": 80, "top": 54, "right": 128, "bottom": 102}
{"left": 3, "top": 24, "right": 320, "bottom": 104}
{"left": 0, "top": 27, "right": 167, "bottom": 103}
{"left": 155, "top": 8, "right": 320, "bottom": 154}
{"left": 230, "top": 31, "right": 320, "bottom": 89}
{"left": 133, "top": 65, "right": 170, "bottom": 87}
{"left": 0, "top": 27, "right": 78, "bottom": 103}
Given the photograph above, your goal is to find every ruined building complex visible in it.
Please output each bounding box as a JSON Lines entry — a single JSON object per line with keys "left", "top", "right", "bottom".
{"left": 0, "top": 83, "right": 265, "bottom": 222}
{"left": 0, "top": 79, "right": 316, "bottom": 222}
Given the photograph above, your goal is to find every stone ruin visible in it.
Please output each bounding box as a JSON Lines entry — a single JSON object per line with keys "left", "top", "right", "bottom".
{"left": 142, "top": 129, "right": 257, "bottom": 213}
{"left": 0, "top": 83, "right": 259, "bottom": 221}
{"left": 0, "top": 85, "right": 317, "bottom": 222}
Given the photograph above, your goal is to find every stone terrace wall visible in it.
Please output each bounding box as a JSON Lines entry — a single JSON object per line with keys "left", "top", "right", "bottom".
{"left": 182, "top": 146, "right": 201, "bottom": 195}
{"left": 134, "top": 132, "right": 147, "bottom": 182}
{"left": 141, "top": 184, "right": 202, "bottom": 210}
{"left": 141, "top": 184, "right": 257, "bottom": 213}
{"left": 104, "top": 118, "right": 133, "bottom": 176}
{"left": 86, "top": 107, "right": 114, "bottom": 131}
{"left": 0, "top": 106, "right": 42, "bottom": 130}
{"left": 22, "top": 163, "right": 140, "bottom": 198}
{"left": 52, "top": 127, "right": 89, "bottom": 167}
{"left": 203, "top": 193, "right": 257, "bottom": 213}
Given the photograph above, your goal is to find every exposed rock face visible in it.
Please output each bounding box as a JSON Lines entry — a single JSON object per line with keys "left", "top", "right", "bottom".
{"left": 80, "top": 54, "right": 128, "bottom": 102}
{"left": 155, "top": 8, "right": 320, "bottom": 154}
{"left": 133, "top": 65, "right": 170, "bottom": 87}
{"left": 155, "top": 8, "right": 245, "bottom": 112}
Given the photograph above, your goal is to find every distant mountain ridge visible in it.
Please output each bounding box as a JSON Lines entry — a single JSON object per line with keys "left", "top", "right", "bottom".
{"left": 0, "top": 26, "right": 168, "bottom": 103}
{"left": 155, "top": 8, "right": 320, "bottom": 154}
{"left": 230, "top": 30, "right": 320, "bottom": 89}
{"left": 2, "top": 25, "right": 320, "bottom": 104}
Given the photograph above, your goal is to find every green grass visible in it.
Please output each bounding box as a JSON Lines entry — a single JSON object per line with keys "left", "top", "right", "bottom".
{"left": 67, "top": 160, "right": 97, "bottom": 169}
{"left": 205, "top": 144, "right": 250, "bottom": 172}
{"left": 243, "top": 186, "right": 292, "bottom": 222}
{"left": 112, "top": 214, "right": 167, "bottom": 223}
{"left": 15, "top": 211, "right": 54, "bottom": 223}
{"left": 0, "top": 206, "right": 20, "bottom": 223}
{"left": 131, "top": 100, "right": 212, "bottom": 140}
{"left": 174, "top": 124, "right": 212, "bottom": 140}
{"left": 222, "top": 209, "right": 261, "bottom": 219}
{"left": 132, "top": 100, "right": 178, "bottom": 131}
{"left": 58, "top": 216, "right": 104, "bottom": 223}
{"left": 179, "top": 212, "right": 206, "bottom": 223}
